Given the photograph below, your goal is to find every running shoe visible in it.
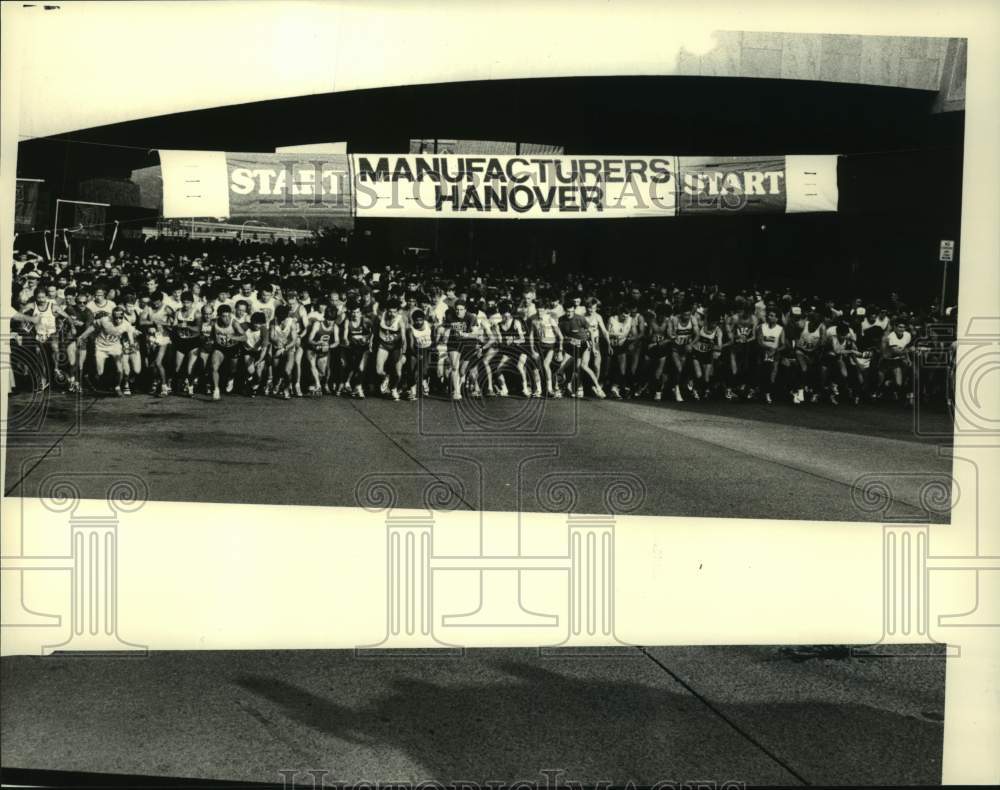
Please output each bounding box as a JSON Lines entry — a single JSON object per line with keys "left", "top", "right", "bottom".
{"left": 380, "top": 378, "right": 390, "bottom": 395}
{"left": 225, "top": 379, "right": 234, "bottom": 394}
{"left": 724, "top": 387, "right": 735, "bottom": 400}
{"left": 523, "top": 385, "right": 533, "bottom": 398}
{"left": 674, "top": 385, "right": 684, "bottom": 403}
{"left": 391, "top": 388, "right": 400, "bottom": 401}
{"left": 764, "top": 392, "right": 773, "bottom": 405}
{"left": 422, "top": 381, "right": 430, "bottom": 397}
{"left": 283, "top": 388, "right": 291, "bottom": 400}
{"left": 576, "top": 387, "right": 585, "bottom": 399}
{"left": 653, "top": 391, "right": 662, "bottom": 402}
{"left": 498, "top": 381, "right": 509, "bottom": 397}
{"left": 114, "top": 386, "right": 124, "bottom": 398}
{"left": 408, "top": 386, "right": 417, "bottom": 401}
{"left": 610, "top": 385, "right": 622, "bottom": 400}
{"left": 212, "top": 388, "right": 221, "bottom": 402}
{"left": 123, "top": 385, "right": 132, "bottom": 396}
{"left": 593, "top": 386, "right": 606, "bottom": 399}
{"left": 452, "top": 391, "right": 462, "bottom": 401}
{"left": 354, "top": 385, "right": 366, "bottom": 399}
{"left": 690, "top": 388, "right": 701, "bottom": 401}
{"left": 263, "top": 383, "right": 272, "bottom": 397}
{"left": 294, "top": 383, "right": 304, "bottom": 398}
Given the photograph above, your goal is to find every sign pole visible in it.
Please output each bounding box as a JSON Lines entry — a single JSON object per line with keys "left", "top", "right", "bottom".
{"left": 940, "top": 260, "right": 948, "bottom": 315}
{"left": 938, "top": 239, "right": 955, "bottom": 315}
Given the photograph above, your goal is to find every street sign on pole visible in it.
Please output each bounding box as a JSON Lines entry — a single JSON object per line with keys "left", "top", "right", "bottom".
{"left": 939, "top": 240, "right": 955, "bottom": 312}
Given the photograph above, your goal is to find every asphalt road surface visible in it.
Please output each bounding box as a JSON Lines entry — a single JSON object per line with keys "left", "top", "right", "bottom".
{"left": 0, "top": 645, "right": 945, "bottom": 786}
{"left": 2, "top": 392, "right": 951, "bottom": 785}
{"left": 5, "top": 389, "right": 954, "bottom": 522}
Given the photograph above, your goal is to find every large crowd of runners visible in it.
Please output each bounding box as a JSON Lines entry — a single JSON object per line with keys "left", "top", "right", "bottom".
{"left": 8, "top": 241, "right": 957, "bottom": 408}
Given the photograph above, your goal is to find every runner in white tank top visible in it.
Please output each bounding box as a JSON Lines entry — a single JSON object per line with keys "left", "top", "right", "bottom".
{"left": 405, "top": 308, "right": 435, "bottom": 400}
{"left": 756, "top": 306, "right": 785, "bottom": 404}
{"left": 374, "top": 299, "right": 406, "bottom": 401}
{"left": 880, "top": 319, "right": 914, "bottom": 404}
{"left": 793, "top": 310, "right": 825, "bottom": 403}
{"left": 669, "top": 306, "right": 700, "bottom": 403}
{"left": 242, "top": 311, "right": 270, "bottom": 397}
{"left": 77, "top": 306, "right": 131, "bottom": 396}
{"left": 605, "top": 307, "right": 634, "bottom": 399}
{"left": 825, "top": 321, "right": 863, "bottom": 405}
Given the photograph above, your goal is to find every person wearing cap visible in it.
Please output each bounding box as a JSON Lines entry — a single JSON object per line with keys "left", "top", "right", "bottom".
{"left": 783, "top": 305, "right": 806, "bottom": 371}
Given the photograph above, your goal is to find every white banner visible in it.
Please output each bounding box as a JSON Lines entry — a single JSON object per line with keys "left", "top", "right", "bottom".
{"left": 352, "top": 154, "right": 679, "bottom": 218}
{"left": 158, "top": 149, "right": 231, "bottom": 218}
{"left": 784, "top": 155, "right": 840, "bottom": 214}
{"left": 150, "top": 151, "right": 840, "bottom": 220}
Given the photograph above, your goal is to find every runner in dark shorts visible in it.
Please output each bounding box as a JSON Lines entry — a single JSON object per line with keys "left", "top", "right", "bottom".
{"left": 341, "top": 300, "right": 373, "bottom": 399}
{"left": 60, "top": 288, "right": 94, "bottom": 393}
{"left": 404, "top": 308, "right": 434, "bottom": 400}
{"left": 442, "top": 300, "right": 483, "bottom": 400}
{"left": 493, "top": 301, "right": 531, "bottom": 397}
{"left": 171, "top": 291, "right": 203, "bottom": 396}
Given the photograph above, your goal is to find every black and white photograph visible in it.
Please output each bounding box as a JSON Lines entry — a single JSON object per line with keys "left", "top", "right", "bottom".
{"left": 4, "top": 34, "right": 966, "bottom": 523}
{"left": 2, "top": 2, "right": 998, "bottom": 788}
